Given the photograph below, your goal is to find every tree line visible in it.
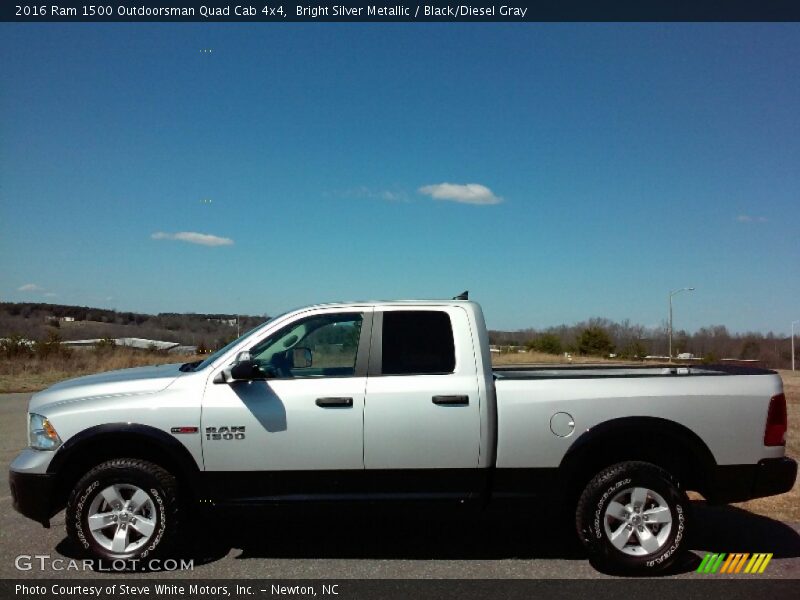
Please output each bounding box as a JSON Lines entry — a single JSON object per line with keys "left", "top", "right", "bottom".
{"left": 2, "top": 303, "right": 794, "bottom": 369}
{"left": 0, "top": 302, "right": 269, "bottom": 353}
{"left": 489, "top": 317, "right": 794, "bottom": 368}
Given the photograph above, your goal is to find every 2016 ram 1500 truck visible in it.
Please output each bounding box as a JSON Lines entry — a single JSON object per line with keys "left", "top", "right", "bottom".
{"left": 9, "top": 299, "right": 797, "bottom": 573}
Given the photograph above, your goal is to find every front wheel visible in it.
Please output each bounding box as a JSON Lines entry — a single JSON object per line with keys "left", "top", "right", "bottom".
{"left": 575, "top": 461, "right": 690, "bottom": 574}
{"left": 66, "top": 458, "right": 180, "bottom": 562}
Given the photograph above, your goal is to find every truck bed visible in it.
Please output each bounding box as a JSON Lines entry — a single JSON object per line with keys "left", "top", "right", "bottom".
{"left": 492, "top": 363, "right": 784, "bottom": 470}
{"left": 493, "top": 364, "right": 776, "bottom": 380}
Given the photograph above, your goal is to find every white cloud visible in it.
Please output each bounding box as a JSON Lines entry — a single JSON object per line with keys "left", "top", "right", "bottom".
{"left": 333, "top": 187, "right": 409, "bottom": 202}
{"left": 418, "top": 183, "right": 502, "bottom": 205}
{"left": 17, "top": 283, "right": 44, "bottom": 292}
{"left": 43, "top": 292, "right": 59, "bottom": 298}
{"left": 736, "top": 215, "right": 767, "bottom": 223}
{"left": 151, "top": 231, "right": 234, "bottom": 246}
{"left": 379, "top": 190, "right": 405, "bottom": 202}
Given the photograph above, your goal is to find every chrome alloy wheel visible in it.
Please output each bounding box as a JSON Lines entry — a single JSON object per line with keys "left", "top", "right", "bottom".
{"left": 86, "top": 484, "right": 157, "bottom": 554}
{"left": 602, "top": 486, "right": 673, "bottom": 556}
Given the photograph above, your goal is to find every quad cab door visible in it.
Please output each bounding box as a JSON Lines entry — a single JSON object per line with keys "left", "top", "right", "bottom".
{"left": 363, "top": 306, "right": 483, "bottom": 498}
{"left": 201, "top": 307, "right": 373, "bottom": 502}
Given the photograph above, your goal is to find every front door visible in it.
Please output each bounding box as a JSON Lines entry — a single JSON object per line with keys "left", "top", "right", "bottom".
{"left": 201, "top": 308, "right": 372, "bottom": 502}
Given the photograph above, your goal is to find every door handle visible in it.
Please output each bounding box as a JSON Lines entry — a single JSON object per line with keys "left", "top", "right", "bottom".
{"left": 432, "top": 395, "right": 469, "bottom": 406}
{"left": 315, "top": 397, "right": 354, "bottom": 408}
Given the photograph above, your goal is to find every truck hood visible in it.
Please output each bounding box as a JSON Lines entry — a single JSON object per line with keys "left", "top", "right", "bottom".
{"left": 28, "top": 363, "right": 185, "bottom": 413}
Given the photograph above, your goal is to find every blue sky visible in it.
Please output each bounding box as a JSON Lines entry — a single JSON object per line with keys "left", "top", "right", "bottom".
{"left": 1, "top": 24, "right": 798, "bottom": 333}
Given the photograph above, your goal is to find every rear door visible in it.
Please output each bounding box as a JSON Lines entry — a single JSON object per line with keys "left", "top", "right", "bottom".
{"left": 363, "top": 306, "right": 482, "bottom": 497}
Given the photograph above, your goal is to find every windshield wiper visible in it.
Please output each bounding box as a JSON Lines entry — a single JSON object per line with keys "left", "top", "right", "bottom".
{"left": 179, "top": 360, "right": 202, "bottom": 372}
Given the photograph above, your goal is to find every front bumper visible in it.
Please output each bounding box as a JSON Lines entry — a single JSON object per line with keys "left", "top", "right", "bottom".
{"left": 707, "top": 457, "right": 797, "bottom": 504}
{"left": 8, "top": 470, "right": 58, "bottom": 527}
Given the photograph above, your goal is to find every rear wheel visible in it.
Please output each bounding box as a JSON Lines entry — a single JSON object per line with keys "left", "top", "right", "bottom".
{"left": 66, "top": 458, "right": 179, "bottom": 562}
{"left": 576, "top": 461, "right": 689, "bottom": 574}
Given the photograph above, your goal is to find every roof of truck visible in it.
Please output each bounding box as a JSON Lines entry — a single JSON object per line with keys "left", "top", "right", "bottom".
{"left": 300, "top": 299, "right": 478, "bottom": 309}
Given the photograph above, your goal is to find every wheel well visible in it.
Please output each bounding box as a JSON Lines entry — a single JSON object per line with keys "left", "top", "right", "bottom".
{"left": 50, "top": 428, "right": 200, "bottom": 509}
{"left": 557, "top": 417, "right": 717, "bottom": 504}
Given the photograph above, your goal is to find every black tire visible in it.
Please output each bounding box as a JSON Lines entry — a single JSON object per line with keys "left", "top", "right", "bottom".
{"left": 66, "top": 458, "right": 180, "bottom": 562}
{"left": 575, "top": 461, "right": 690, "bottom": 574}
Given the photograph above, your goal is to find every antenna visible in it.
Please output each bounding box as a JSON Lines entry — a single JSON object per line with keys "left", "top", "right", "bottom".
{"left": 453, "top": 290, "right": 469, "bottom": 300}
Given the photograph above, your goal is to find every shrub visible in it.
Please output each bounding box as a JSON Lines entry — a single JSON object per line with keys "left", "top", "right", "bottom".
{"left": 701, "top": 352, "right": 718, "bottom": 364}
{"left": 1, "top": 334, "right": 33, "bottom": 358}
{"left": 34, "top": 331, "right": 69, "bottom": 358}
{"left": 527, "top": 333, "right": 562, "bottom": 355}
{"left": 94, "top": 337, "right": 117, "bottom": 353}
{"left": 577, "top": 326, "right": 614, "bottom": 356}
{"left": 619, "top": 340, "right": 648, "bottom": 360}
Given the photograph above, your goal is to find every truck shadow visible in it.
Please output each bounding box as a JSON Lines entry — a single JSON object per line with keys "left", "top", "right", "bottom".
{"left": 55, "top": 501, "right": 799, "bottom": 576}
{"left": 210, "top": 503, "right": 799, "bottom": 563}
{"left": 689, "top": 502, "right": 800, "bottom": 555}
{"left": 198, "top": 507, "right": 588, "bottom": 562}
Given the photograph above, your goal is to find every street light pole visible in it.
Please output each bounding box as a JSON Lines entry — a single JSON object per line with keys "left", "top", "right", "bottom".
{"left": 669, "top": 288, "right": 695, "bottom": 363}
{"left": 792, "top": 320, "right": 799, "bottom": 372}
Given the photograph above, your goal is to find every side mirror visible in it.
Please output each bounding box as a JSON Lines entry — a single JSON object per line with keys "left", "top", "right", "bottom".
{"left": 291, "top": 347, "right": 312, "bottom": 369}
{"left": 229, "top": 360, "right": 264, "bottom": 381}
{"left": 214, "top": 351, "right": 268, "bottom": 384}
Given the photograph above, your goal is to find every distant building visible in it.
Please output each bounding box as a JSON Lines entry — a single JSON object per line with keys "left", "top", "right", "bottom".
{"left": 207, "top": 318, "right": 237, "bottom": 327}
{"left": 62, "top": 338, "right": 187, "bottom": 352}
{"left": 60, "top": 316, "right": 75, "bottom": 322}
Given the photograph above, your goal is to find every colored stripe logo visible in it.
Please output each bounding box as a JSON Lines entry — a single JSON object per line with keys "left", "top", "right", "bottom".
{"left": 697, "top": 552, "right": 773, "bottom": 574}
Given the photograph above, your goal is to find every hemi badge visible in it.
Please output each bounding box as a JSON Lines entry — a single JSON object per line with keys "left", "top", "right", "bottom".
{"left": 171, "top": 426, "right": 199, "bottom": 434}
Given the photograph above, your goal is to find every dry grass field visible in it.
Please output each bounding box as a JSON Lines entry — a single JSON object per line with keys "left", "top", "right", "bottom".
{"left": 0, "top": 349, "right": 201, "bottom": 393}
{"left": 492, "top": 350, "right": 624, "bottom": 365}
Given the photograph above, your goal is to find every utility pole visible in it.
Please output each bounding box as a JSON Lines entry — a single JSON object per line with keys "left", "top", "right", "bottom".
{"left": 669, "top": 288, "right": 695, "bottom": 363}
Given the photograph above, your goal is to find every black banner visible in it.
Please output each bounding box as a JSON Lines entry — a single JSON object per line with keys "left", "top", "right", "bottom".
{"left": 3, "top": 1, "right": 800, "bottom": 22}
{"left": 4, "top": 580, "right": 800, "bottom": 600}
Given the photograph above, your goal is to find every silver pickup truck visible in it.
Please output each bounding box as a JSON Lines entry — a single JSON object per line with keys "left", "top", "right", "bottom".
{"left": 9, "top": 298, "right": 796, "bottom": 573}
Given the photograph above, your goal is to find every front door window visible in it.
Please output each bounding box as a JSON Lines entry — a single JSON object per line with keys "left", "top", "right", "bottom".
{"left": 248, "top": 313, "right": 364, "bottom": 378}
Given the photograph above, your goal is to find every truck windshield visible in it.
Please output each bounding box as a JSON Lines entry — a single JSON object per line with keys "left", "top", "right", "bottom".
{"left": 189, "top": 318, "right": 273, "bottom": 371}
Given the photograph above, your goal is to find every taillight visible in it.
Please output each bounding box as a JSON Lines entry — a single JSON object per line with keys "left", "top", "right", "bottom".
{"left": 764, "top": 393, "right": 787, "bottom": 446}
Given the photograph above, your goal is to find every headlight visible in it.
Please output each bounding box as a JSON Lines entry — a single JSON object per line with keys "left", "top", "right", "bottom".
{"left": 29, "top": 413, "right": 62, "bottom": 450}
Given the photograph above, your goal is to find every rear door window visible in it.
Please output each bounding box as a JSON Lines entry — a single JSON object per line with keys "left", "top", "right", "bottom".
{"left": 381, "top": 311, "right": 455, "bottom": 375}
